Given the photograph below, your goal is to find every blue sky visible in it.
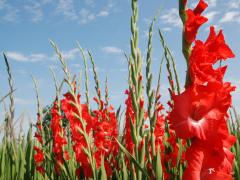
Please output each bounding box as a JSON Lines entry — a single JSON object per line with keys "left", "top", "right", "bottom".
{"left": 0, "top": 0, "right": 240, "bottom": 137}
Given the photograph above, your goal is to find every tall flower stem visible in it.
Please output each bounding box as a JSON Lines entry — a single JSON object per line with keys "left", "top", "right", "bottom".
{"left": 178, "top": 0, "right": 192, "bottom": 88}
{"left": 3, "top": 53, "right": 15, "bottom": 142}
{"left": 49, "top": 40, "right": 97, "bottom": 179}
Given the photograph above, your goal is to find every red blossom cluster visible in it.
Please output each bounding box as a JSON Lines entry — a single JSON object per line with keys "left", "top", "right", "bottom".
{"left": 33, "top": 76, "right": 119, "bottom": 178}
{"left": 33, "top": 112, "right": 45, "bottom": 174}
{"left": 92, "top": 99, "right": 119, "bottom": 178}
{"left": 34, "top": 146, "right": 44, "bottom": 174}
{"left": 124, "top": 89, "right": 186, "bottom": 179}
{"left": 169, "top": 0, "right": 236, "bottom": 179}
{"left": 51, "top": 101, "right": 70, "bottom": 175}
{"left": 60, "top": 81, "right": 119, "bottom": 179}
{"left": 61, "top": 92, "right": 97, "bottom": 178}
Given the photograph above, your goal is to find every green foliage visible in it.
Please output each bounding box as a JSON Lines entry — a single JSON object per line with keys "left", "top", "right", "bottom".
{"left": 1, "top": 0, "right": 240, "bottom": 180}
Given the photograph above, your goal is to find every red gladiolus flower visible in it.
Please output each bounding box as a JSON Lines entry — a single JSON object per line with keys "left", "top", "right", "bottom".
{"left": 193, "top": 0, "right": 208, "bottom": 15}
{"left": 36, "top": 122, "right": 41, "bottom": 130}
{"left": 185, "top": 0, "right": 208, "bottom": 46}
{"left": 34, "top": 146, "right": 44, "bottom": 166}
{"left": 182, "top": 138, "right": 235, "bottom": 180}
{"left": 183, "top": 0, "right": 187, "bottom": 6}
{"left": 169, "top": 82, "right": 235, "bottom": 140}
{"left": 36, "top": 166, "right": 44, "bottom": 174}
{"left": 189, "top": 26, "right": 235, "bottom": 85}
{"left": 34, "top": 132, "right": 43, "bottom": 144}
{"left": 124, "top": 89, "right": 136, "bottom": 155}
{"left": 93, "top": 99, "right": 119, "bottom": 178}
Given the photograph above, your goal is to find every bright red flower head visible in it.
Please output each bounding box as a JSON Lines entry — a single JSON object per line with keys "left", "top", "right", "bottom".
{"left": 183, "top": 0, "right": 187, "bottom": 6}
{"left": 34, "top": 146, "right": 44, "bottom": 166}
{"left": 182, "top": 138, "right": 235, "bottom": 180}
{"left": 169, "top": 82, "right": 235, "bottom": 140}
{"left": 193, "top": 0, "right": 208, "bottom": 15}
{"left": 34, "top": 132, "right": 43, "bottom": 144}
{"left": 36, "top": 166, "right": 44, "bottom": 174}
{"left": 189, "top": 26, "right": 235, "bottom": 85}
{"left": 184, "top": 0, "right": 208, "bottom": 46}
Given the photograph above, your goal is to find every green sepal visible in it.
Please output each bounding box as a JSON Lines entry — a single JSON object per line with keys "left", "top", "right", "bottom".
{"left": 129, "top": 113, "right": 137, "bottom": 144}
{"left": 134, "top": 27, "right": 139, "bottom": 49}
{"left": 131, "top": 0, "right": 136, "bottom": 11}
{"left": 131, "top": 63, "right": 137, "bottom": 87}
{"left": 130, "top": 37, "right": 136, "bottom": 60}
{"left": 134, "top": 4, "right": 138, "bottom": 23}
{"left": 155, "top": 145, "right": 163, "bottom": 180}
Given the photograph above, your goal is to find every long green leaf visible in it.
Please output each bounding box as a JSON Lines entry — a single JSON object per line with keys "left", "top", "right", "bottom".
{"left": 98, "top": 154, "right": 107, "bottom": 180}
{"left": 155, "top": 145, "right": 162, "bottom": 180}
{"left": 115, "top": 138, "right": 150, "bottom": 180}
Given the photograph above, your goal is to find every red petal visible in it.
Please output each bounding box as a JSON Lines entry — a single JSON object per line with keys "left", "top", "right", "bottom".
{"left": 193, "top": 0, "right": 208, "bottom": 16}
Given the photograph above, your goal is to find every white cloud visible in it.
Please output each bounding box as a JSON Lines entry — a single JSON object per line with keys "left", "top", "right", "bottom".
{"left": 85, "top": 0, "right": 94, "bottom": 6}
{"left": 219, "top": 11, "right": 240, "bottom": 23}
{"left": 191, "top": 1, "right": 199, "bottom": 8}
{"left": 205, "top": 0, "right": 217, "bottom": 8}
{"left": 16, "top": 69, "right": 27, "bottom": 74}
{"left": 14, "top": 98, "right": 35, "bottom": 105}
{"left": 89, "top": 67, "right": 105, "bottom": 72}
{"left": 203, "top": 11, "right": 220, "bottom": 23}
{"left": 55, "top": 0, "right": 78, "bottom": 20}
{"left": 5, "top": 52, "right": 29, "bottom": 62}
{"left": 234, "top": 16, "right": 240, "bottom": 23}
{"left": 61, "top": 48, "right": 79, "bottom": 60}
{"left": 101, "top": 46, "right": 123, "bottom": 53}
{"left": 24, "top": 1, "right": 43, "bottom": 22}
{"left": 162, "top": 27, "right": 172, "bottom": 31}
{"left": 143, "top": 30, "right": 149, "bottom": 38}
{"left": 143, "top": 18, "right": 151, "bottom": 24}
{"left": 160, "top": 8, "right": 182, "bottom": 27}
{"left": 108, "top": 4, "right": 114, "bottom": 9}
{"left": 228, "top": 0, "right": 240, "bottom": 9}
{"left": 79, "top": 19, "right": 87, "bottom": 24}
{"left": 79, "top": 8, "right": 89, "bottom": 18}
{"left": 88, "top": 13, "right": 95, "bottom": 20}
{"left": 78, "top": 8, "right": 90, "bottom": 24}
{"left": 29, "top": 53, "right": 48, "bottom": 62}
{"left": 105, "top": 3, "right": 120, "bottom": 13}
{"left": 97, "top": 11, "right": 109, "bottom": 17}
{"left": 0, "top": 1, "right": 20, "bottom": 23}
{"left": 5, "top": 48, "right": 79, "bottom": 62}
